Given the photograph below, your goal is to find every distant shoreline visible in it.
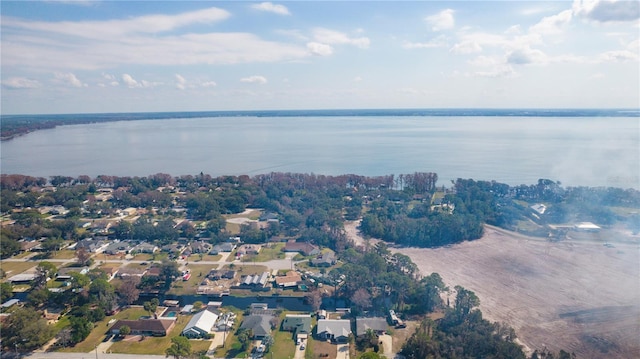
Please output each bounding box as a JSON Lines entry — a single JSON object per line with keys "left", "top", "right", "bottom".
{"left": 2, "top": 108, "right": 638, "bottom": 141}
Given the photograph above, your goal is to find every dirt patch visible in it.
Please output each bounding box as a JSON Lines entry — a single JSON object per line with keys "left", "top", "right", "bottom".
{"left": 391, "top": 320, "right": 419, "bottom": 354}
{"left": 312, "top": 339, "right": 337, "bottom": 359}
{"left": 392, "top": 225, "right": 640, "bottom": 359}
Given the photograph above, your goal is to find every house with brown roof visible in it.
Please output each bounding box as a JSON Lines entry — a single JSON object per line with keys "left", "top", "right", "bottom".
{"left": 274, "top": 271, "right": 302, "bottom": 288}
{"left": 110, "top": 318, "right": 176, "bottom": 336}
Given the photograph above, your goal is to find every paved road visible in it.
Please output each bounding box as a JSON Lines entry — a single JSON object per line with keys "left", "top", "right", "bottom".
{"left": 336, "top": 343, "right": 349, "bottom": 359}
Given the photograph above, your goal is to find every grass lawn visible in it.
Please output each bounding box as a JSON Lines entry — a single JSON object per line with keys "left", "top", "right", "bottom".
{"left": 187, "top": 254, "right": 222, "bottom": 262}
{"left": 12, "top": 251, "right": 34, "bottom": 259}
{"left": 60, "top": 307, "right": 148, "bottom": 353}
{"left": 51, "top": 250, "right": 79, "bottom": 260}
{"left": 1, "top": 261, "right": 36, "bottom": 278}
{"left": 246, "top": 243, "right": 285, "bottom": 262}
{"left": 213, "top": 311, "right": 246, "bottom": 358}
{"left": 310, "top": 338, "right": 336, "bottom": 359}
{"left": 233, "top": 264, "right": 268, "bottom": 276}
{"left": 225, "top": 222, "right": 241, "bottom": 234}
{"left": 190, "top": 339, "right": 212, "bottom": 353}
{"left": 270, "top": 328, "right": 296, "bottom": 358}
{"left": 109, "top": 313, "right": 194, "bottom": 355}
{"left": 167, "top": 263, "right": 215, "bottom": 295}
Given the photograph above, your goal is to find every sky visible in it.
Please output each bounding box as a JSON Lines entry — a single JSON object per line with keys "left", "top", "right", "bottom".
{"left": 1, "top": 0, "right": 639, "bottom": 114}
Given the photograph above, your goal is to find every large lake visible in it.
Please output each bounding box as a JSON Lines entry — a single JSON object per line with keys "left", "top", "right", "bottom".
{"left": 1, "top": 116, "right": 638, "bottom": 188}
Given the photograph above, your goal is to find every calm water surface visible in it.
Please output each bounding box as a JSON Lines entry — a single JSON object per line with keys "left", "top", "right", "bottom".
{"left": 1, "top": 116, "right": 638, "bottom": 188}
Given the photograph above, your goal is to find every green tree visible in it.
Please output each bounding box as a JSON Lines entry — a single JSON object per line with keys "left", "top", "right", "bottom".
{"left": 1, "top": 307, "right": 55, "bottom": 350}
{"left": 1, "top": 281, "right": 13, "bottom": 303}
{"left": 75, "top": 247, "right": 91, "bottom": 266}
{"left": 118, "top": 325, "right": 131, "bottom": 337}
{"left": 193, "top": 301, "right": 203, "bottom": 311}
{"left": 165, "top": 336, "right": 192, "bottom": 359}
{"left": 69, "top": 316, "right": 93, "bottom": 343}
{"left": 143, "top": 297, "right": 159, "bottom": 317}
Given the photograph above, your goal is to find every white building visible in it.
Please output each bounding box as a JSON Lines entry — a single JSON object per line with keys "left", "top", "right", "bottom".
{"left": 182, "top": 310, "right": 218, "bottom": 338}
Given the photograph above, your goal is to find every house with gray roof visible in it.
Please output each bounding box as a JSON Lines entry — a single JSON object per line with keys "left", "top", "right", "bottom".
{"left": 182, "top": 310, "right": 218, "bottom": 338}
{"left": 355, "top": 317, "right": 388, "bottom": 336}
{"left": 316, "top": 319, "right": 352, "bottom": 343}
{"left": 240, "top": 314, "right": 272, "bottom": 339}
{"left": 282, "top": 314, "right": 312, "bottom": 340}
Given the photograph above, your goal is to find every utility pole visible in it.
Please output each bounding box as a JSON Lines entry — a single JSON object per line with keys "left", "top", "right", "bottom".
{"left": 95, "top": 344, "right": 98, "bottom": 359}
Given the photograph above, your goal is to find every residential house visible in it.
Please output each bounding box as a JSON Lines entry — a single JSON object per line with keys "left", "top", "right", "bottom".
{"left": 182, "top": 241, "right": 211, "bottom": 256}
{"left": 103, "top": 241, "right": 132, "bottom": 255}
{"left": 240, "top": 272, "right": 270, "bottom": 289}
{"left": 355, "top": 317, "right": 388, "bottom": 336}
{"left": 56, "top": 266, "right": 90, "bottom": 281}
{"left": 75, "top": 239, "right": 109, "bottom": 253}
{"left": 311, "top": 252, "right": 337, "bottom": 267}
{"left": 116, "top": 266, "right": 145, "bottom": 278}
{"left": 110, "top": 318, "right": 175, "bottom": 336}
{"left": 316, "top": 319, "right": 352, "bottom": 343}
{"left": 237, "top": 244, "right": 261, "bottom": 256}
{"left": 19, "top": 240, "right": 41, "bottom": 252}
{"left": 240, "top": 314, "right": 272, "bottom": 339}
{"left": 210, "top": 242, "right": 236, "bottom": 254}
{"left": 207, "top": 270, "right": 236, "bottom": 280}
{"left": 135, "top": 242, "right": 158, "bottom": 254}
{"left": 215, "top": 311, "right": 236, "bottom": 331}
{"left": 274, "top": 271, "right": 302, "bottom": 288}
{"left": 182, "top": 310, "right": 218, "bottom": 338}
{"left": 283, "top": 241, "right": 320, "bottom": 256}
{"left": 282, "top": 314, "right": 312, "bottom": 340}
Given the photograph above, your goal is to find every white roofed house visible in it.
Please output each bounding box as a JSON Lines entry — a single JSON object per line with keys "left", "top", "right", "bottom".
{"left": 182, "top": 310, "right": 218, "bottom": 338}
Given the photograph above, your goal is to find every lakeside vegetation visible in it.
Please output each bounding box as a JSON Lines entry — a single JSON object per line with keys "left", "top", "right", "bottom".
{"left": 1, "top": 172, "right": 638, "bottom": 358}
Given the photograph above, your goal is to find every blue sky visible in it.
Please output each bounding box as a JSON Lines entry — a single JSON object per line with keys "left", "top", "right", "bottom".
{"left": 1, "top": 0, "right": 639, "bottom": 114}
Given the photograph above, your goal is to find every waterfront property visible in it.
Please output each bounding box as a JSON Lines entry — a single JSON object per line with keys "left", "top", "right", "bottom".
{"left": 355, "top": 317, "right": 388, "bottom": 336}
{"left": 110, "top": 318, "right": 176, "bottom": 336}
{"left": 182, "top": 310, "right": 218, "bottom": 338}
{"left": 316, "top": 319, "right": 352, "bottom": 343}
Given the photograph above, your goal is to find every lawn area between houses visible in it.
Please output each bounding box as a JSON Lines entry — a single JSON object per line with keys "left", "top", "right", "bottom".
{"left": 108, "top": 312, "right": 199, "bottom": 355}
{"left": 1, "top": 261, "right": 36, "bottom": 279}
{"left": 168, "top": 263, "right": 216, "bottom": 296}
{"left": 60, "top": 307, "right": 148, "bottom": 353}
{"left": 269, "top": 327, "right": 296, "bottom": 358}
{"left": 50, "top": 250, "right": 79, "bottom": 260}
{"left": 244, "top": 243, "right": 285, "bottom": 262}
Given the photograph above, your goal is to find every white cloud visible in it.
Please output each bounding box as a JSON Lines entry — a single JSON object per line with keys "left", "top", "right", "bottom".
{"left": 122, "top": 74, "right": 138, "bottom": 88}
{"left": 201, "top": 81, "right": 217, "bottom": 87}
{"left": 353, "top": 76, "right": 363, "bottom": 82}
{"left": 628, "top": 38, "right": 640, "bottom": 51}
{"left": 2, "top": 7, "right": 231, "bottom": 38}
{"left": 425, "top": 9, "right": 455, "bottom": 31}
{"left": 598, "top": 50, "right": 639, "bottom": 62}
{"left": 505, "top": 25, "right": 522, "bottom": 35}
{"left": 403, "top": 35, "right": 448, "bottom": 49}
{"left": 102, "top": 73, "right": 119, "bottom": 86}
{"left": 175, "top": 74, "right": 187, "bottom": 90}
{"left": 54, "top": 72, "right": 86, "bottom": 87}
{"left": 450, "top": 40, "right": 483, "bottom": 54}
{"left": 573, "top": 0, "right": 640, "bottom": 22}
{"left": 2, "top": 77, "right": 41, "bottom": 89}
{"left": 251, "top": 2, "right": 291, "bottom": 16}
{"left": 2, "top": 9, "right": 310, "bottom": 71}
{"left": 307, "top": 42, "right": 333, "bottom": 56}
{"left": 529, "top": 9, "right": 573, "bottom": 35}
{"left": 312, "top": 28, "right": 370, "bottom": 49}
{"left": 473, "top": 65, "right": 517, "bottom": 78}
{"left": 240, "top": 75, "right": 268, "bottom": 84}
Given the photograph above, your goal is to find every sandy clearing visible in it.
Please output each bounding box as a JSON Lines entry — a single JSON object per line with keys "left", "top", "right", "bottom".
{"left": 390, "top": 226, "right": 640, "bottom": 358}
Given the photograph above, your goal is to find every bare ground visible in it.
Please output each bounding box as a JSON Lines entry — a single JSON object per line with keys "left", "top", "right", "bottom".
{"left": 389, "top": 225, "right": 640, "bottom": 358}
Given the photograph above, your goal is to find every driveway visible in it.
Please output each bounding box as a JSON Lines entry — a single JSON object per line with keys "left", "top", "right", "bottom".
{"left": 336, "top": 343, "right": 349, "bottom": 359}
{"left": 378, "top": 334, "right": 393, "bottom": 358}
{"left": 293, "top": 338, "right": 306, "bottom": 359}
{"left": 207, "top": 328, "right": 228, "bottom": 353}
